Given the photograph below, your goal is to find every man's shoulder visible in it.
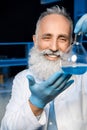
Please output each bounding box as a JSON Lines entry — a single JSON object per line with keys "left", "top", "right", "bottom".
{"left": 14, "top": 69, "right": 32, "bottom": 79}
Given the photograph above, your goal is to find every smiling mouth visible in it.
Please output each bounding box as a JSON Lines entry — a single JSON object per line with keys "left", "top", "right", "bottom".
{"left": 44, "top": 54, "right": 60, "bottom": 61}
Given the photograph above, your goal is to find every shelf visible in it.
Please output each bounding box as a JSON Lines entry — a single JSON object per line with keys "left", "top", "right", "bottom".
{"left": 0, "top": 58, "right": 28, "bottom": 67}
{"left": 0, "top": 42, "right": 33, "bottom": 67}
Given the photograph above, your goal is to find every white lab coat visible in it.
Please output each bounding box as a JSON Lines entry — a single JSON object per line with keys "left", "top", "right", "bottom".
{"left": 0, "top": 69, "right": 87, "bottom": 130}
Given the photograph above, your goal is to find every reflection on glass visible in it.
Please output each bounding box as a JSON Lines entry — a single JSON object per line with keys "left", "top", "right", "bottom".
{"left": 60, "top": 32, "right": 87, "bottom": 75}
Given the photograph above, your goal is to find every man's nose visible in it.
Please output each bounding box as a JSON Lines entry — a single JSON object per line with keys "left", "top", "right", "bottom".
{"left": 49, "top": 40, "right": 58, "bottom": 51}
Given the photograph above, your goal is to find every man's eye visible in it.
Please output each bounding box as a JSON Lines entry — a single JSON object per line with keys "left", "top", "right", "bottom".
{"left": 42, "top": 37, "right": 51, "bottom": 40}
{"left": 59, "top": 38, "right": 66, "bottom": 42}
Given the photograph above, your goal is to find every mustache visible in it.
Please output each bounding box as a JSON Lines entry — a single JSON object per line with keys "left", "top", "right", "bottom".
{"left": 40, "top": 49, "right": 60, "bottom": 56}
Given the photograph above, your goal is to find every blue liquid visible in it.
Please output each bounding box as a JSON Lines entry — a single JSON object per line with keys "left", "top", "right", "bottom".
{"left": 62, "top": 66, "right": 87, "bottom": 75}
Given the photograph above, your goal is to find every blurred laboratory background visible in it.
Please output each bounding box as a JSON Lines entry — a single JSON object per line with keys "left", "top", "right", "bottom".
{"left": 0, "top": 0, "right": 87, "bottom": 125}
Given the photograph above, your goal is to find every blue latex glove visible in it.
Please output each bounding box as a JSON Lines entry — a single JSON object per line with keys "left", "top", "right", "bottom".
{"left": 74, "top": 14, "right": 87, "bottom": 35}
{"left": 27, "top": 72, "right": 74, "bottom": 108}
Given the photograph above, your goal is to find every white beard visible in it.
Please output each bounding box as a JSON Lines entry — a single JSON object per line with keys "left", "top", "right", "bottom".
{"left": 28, "top": 46, "right": 62, "bottom": 81}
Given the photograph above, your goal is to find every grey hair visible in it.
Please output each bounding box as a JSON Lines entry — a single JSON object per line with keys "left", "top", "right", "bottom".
{"left": 35, "top": 5, "right": 73, "bottom": 39}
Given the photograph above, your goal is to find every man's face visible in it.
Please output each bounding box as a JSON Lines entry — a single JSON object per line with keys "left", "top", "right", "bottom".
{"left": 33, "top": 14, "right": 72, "bottom": 61}
{"left": 30, "top": 14, "right": 72, "bottom": 80}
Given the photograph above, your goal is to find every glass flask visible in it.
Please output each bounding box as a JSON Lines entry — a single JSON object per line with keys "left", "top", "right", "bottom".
{"left": 60, "top": 32, "right": 87, "bottom": 75}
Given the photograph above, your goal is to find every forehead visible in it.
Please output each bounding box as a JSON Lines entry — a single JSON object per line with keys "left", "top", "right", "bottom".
{"left": 41, "top": 14, "right": 70, "bottom": 23}
{"left": 38, "top": 14, "right": 71, "bottom": 34}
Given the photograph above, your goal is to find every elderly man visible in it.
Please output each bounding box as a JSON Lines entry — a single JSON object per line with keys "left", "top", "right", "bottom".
{"left": 1, "top": 5, "right": 87, "bottom": 130}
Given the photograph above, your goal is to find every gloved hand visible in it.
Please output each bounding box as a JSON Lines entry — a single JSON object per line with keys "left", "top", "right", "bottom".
{"left": 27, "top": 72, "right": 74, "bottom": 108}
{"left": 74, "top": 14, "right": 87, "bottom": 35}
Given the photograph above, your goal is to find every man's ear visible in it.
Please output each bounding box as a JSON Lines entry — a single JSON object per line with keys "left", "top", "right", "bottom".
{"left": 32, "top": 35, "right": 37, "bottom": 45}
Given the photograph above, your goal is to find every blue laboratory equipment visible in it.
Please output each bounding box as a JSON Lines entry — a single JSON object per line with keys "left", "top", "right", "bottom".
{"left": 60, "top": 32, "right": 87, "bottom": 75}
